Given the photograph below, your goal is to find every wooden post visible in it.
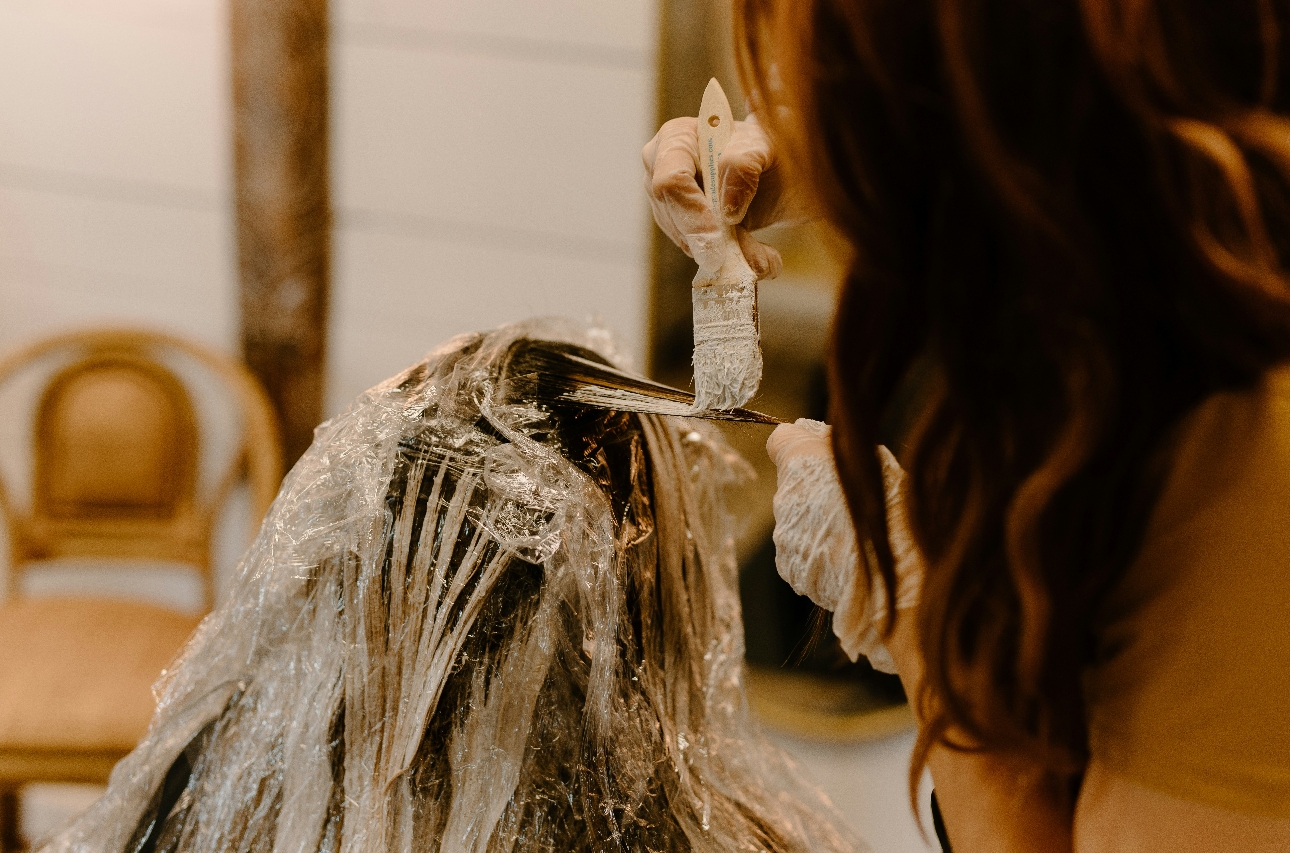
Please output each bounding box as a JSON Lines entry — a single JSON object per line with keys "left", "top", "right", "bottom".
{"left": 231, "top": 0, "right": 332, "bottom": 469}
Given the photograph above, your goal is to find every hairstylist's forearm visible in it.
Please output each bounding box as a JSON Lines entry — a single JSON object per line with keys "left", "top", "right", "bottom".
{"left": 886, "top": 618, "right": 1075, "bottom": 852}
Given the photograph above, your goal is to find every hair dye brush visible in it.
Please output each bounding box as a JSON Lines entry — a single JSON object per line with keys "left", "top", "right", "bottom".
{"left": 501, "top": 81, "right": 768, "bottom": 425}
{"left": 690, "top": 78, "right": 762, "bottom": 411}
{"left": 501, "top": 342, "right": 779, "bottom": 424}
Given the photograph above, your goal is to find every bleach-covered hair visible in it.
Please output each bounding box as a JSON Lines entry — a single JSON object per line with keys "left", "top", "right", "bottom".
{"left": 43, "top": 320, "right": 864, "bottom": 853}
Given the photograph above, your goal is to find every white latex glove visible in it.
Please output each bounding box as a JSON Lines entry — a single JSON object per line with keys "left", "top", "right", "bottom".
{"left": 766, "top": 419, "right": 923, "bottom": 674}
{"left": 641, "top": 114, "right": 805, "bottom": 280}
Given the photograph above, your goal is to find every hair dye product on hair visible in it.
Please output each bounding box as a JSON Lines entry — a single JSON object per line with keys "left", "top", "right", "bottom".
{"left": 41, "top": 319, "right": 865, "bottom": 853}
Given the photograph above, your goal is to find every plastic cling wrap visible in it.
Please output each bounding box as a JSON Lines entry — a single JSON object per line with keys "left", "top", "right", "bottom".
{"left": 41, "top": 320, "right": 869, "bottom": 853}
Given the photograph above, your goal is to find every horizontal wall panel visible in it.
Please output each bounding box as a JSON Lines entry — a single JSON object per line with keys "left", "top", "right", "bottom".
{"left": 336, "top": 0, "right": 655, "bottom": 56}
{"left": 328, "top": 225, "right": 645, "bottom": 413}
{"left": 0, "top": 4, "right": 227, "bottom": 196}
{"left": 2, "top": 0, "right": 221, "bottom": 31}
{"left": 0, "top": 259, "right": 235, "bottom": 357}
{"left": 334, "top": 42, "right": 651, "bottom": 258}
{"left": 0, "top": 186, "right": 235, "bottom": 351}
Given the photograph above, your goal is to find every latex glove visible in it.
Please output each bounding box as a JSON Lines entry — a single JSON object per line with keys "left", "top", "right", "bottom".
{"left": 766, "top": 419, "right": 923, "bottom": 674}
{"left": 641, "top": 114, "right": 804, "bottom": 280}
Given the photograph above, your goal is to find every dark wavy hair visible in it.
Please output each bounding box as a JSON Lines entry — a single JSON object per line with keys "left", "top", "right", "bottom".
{"left": 735, "top": 0, "right": 1290, "bottom": 801}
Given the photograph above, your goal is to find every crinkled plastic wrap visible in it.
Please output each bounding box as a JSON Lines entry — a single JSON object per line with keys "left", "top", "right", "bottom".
{"left": 41, "top": 320, "right": 870, "bottom": 853}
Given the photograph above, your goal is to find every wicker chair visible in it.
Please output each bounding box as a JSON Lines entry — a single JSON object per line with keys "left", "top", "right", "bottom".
{"left": 0, "top": 330, "right": 281, "bottom": 849}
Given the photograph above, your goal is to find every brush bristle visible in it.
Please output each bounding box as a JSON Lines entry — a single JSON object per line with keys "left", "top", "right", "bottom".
{"left": 502, "top": 344, "right": 779, "bottom": 425}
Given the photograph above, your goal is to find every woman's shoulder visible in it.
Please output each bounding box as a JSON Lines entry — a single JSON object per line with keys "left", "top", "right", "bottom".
{"left": 1084, "top": 361, "right": 1290, "bottom": 819}
{"left": 1147, "top": 361, "right": 1290, "bottom": 543}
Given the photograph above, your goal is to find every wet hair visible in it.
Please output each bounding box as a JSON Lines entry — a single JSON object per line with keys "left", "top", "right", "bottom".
{"left": 736, "top": 0, "right": 1290, "bottom": 799}
{"left": 53, "top": 323, "right": 858, "bottom": 853}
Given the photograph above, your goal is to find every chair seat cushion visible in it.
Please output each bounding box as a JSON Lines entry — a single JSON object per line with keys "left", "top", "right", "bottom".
{"left": 0, "top": 597, "right": 202, "bottom": 752}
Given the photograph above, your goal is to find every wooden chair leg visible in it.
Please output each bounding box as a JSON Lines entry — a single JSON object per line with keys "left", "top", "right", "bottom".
{"left": 0, "top": 788, "right": 22, "bottom": 853}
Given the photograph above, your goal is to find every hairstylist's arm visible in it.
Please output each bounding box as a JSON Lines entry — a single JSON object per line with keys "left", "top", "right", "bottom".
{"left": 765, "top": 422, "right": 1075, "bottom": 852}
{"left": 641, "top": 114, "right": 806, "bottom": 279}
{"left": 766, "top": 432, "right": 1289, "bottom": 853}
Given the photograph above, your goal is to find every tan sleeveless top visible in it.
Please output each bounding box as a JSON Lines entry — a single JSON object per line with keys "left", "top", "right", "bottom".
{"left": 1085, "top": 363, "right": 1290, "bottom": 817}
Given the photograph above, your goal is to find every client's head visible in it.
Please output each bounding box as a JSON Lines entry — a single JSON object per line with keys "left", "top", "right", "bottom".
{"left": 43, "top": 320, "right": 860, "bottom": 853}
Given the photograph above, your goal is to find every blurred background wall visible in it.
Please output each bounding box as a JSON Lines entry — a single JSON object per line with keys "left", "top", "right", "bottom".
{"left": 0, "top": 0, "right": 653, "bottom": 415}
{"left": 326, "top": 0, "right": 654, "bottom": 411}
{"left": 0, "top": 0, "right": 238, "bottom": 354}
{"left": 0, "top": 1, "right": 933, "bottom": 850}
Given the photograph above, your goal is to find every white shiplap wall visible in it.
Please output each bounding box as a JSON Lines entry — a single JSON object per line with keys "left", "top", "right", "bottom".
{"left": 0, "top": 0, "right": 235, "bottom": 351}
{"left": 328, "top": 0, "right": 655, "bottom": 410}
{"left": 0, "top": 0, "right": 655, "bottom": 413}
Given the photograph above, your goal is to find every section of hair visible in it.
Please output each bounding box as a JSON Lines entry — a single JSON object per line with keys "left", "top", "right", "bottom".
{"left": 734, "top": 0, "right": 1290, "bottom": 809}
{"left": 40, "top": 319, "right": 865, "bottom": 853}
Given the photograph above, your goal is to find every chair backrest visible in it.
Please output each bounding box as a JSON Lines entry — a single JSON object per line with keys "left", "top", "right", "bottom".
{"left": 0, "top": 330, "right": 282, "bottom": 611}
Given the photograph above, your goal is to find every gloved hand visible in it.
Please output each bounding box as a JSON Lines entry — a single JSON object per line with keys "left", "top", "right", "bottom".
{"left": 641, "top": 113, "right": 806, "bottom": 280}
{"left": 766, "top": 419, "right": 923, "bottom": 674}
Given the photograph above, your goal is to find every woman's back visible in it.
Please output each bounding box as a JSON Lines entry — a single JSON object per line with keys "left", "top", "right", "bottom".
{"left": 1086, "top": 362, "right": 1290, "bottom": 816}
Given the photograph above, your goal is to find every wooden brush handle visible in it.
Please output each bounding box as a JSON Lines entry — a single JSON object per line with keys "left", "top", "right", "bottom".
{"left": 698, "top": 78, "right": 734, "bottom": 223}
{"left": 695, "top": 78, "right": 755, "bottom": 281}
{"left": 691, "top": 78, "right": 762, "bottom": 410}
